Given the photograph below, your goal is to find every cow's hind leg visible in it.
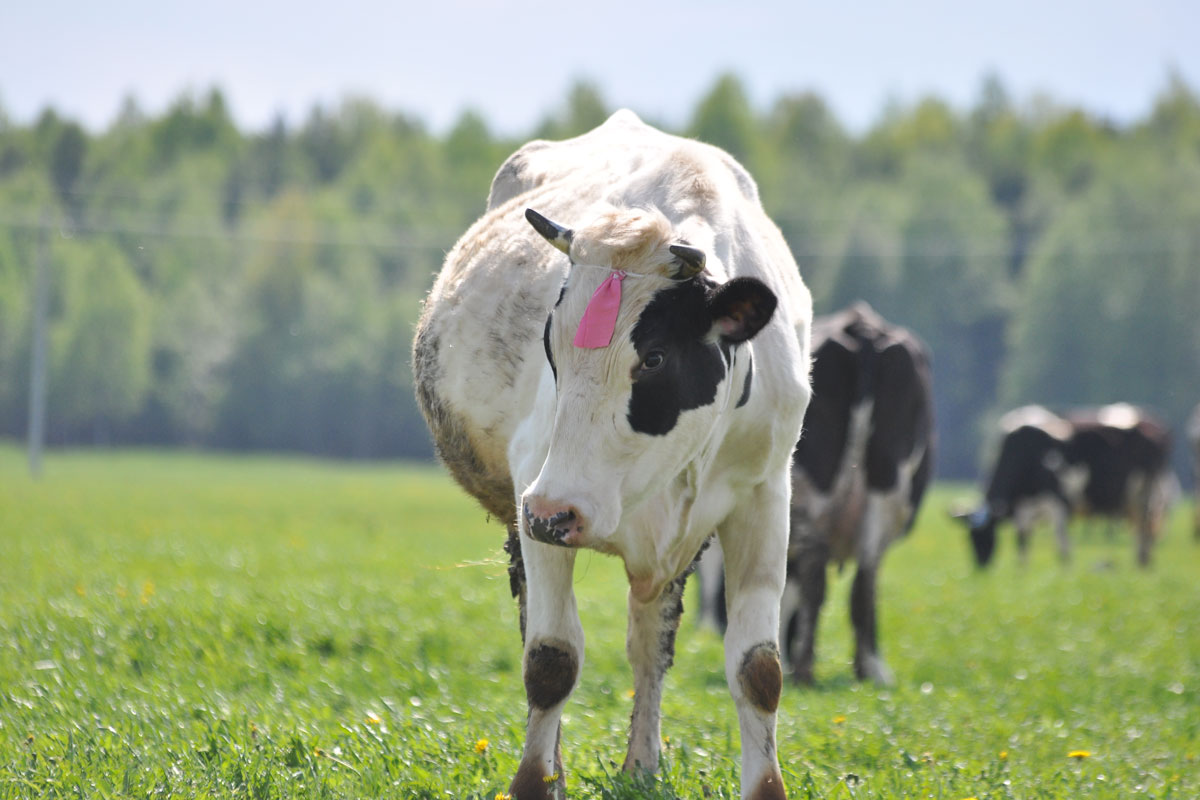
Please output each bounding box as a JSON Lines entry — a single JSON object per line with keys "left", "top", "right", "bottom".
{"left": 782, "top": 537, "right": 828, "bottom": 685}
{"left": 851, "top": 493, "right": 894, "bottom": 686}
{"left": 509, "top": 540, "right": 582, "bottom": 800}
{"left": 1050, "top": 504, "right": 1071, "bottom": 564}
{"left": 849, "top": 563, "right": 893, "bottom": 686}
{"left": 623, "top": 568, "right": 689, "bottom": 773}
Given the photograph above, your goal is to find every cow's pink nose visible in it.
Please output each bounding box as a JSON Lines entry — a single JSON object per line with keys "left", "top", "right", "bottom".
{"left": 523, "top": 496, "right": 587, "bottom": 546}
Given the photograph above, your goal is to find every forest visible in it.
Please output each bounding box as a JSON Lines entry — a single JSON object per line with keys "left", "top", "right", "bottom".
{"left": 1, "top": 73, "right": 1198, "bottom": 478}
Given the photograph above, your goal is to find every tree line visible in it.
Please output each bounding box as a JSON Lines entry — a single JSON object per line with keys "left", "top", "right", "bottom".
{"left": 1, "top": 73, "right": 1198, "bottom": 478}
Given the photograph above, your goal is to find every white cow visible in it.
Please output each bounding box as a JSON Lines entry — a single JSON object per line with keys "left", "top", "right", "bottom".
{"left": 413, "top": 110, "right": 812, "bottom": 800}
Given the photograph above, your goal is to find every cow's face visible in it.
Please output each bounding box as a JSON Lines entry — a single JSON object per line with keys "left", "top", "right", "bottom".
{"left": 954, "top": 507, "right": 998, "bottom": 567}
{"left": 520, "top": 208, "right": 776, "bottom": 548}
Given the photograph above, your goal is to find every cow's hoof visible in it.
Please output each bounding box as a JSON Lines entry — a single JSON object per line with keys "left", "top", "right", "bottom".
{"left": 854, "top": 654, "right": 894, "bottom": 687}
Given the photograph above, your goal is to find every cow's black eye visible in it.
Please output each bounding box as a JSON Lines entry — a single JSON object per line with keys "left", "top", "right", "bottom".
{"left": 639, "top": 350, "right": 666, "bottom": 373}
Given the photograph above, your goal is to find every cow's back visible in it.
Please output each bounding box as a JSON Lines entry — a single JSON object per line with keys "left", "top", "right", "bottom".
{"left": 792, "top": 303, "right": 933, "bottom": 556}
{"left": 1067, "top": 409, "right": 1171, "bottom": 515}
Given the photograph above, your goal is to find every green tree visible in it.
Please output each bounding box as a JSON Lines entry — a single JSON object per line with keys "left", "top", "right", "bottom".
{"left": 0, "top": 229, "right": 28, "bottom": 434}
{"left": 50, "top": 123, "right": 86, "bottom": 213}
{"left": 48, "top": 237, "right": 152, "bottom": 441}
{"left": 535, "top": 79, "right": 611, "bottom": 140}
{"left": 1004, "top": 152, "right": 1200, "bottom": 434}
{"left": 892, "top": 156, "right": 1011, "bottom": 476}
{"left": 689, "top": 73, "right": 763, "bottom": 170}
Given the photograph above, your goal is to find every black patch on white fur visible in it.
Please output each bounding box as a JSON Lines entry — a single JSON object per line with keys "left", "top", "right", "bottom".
{"left": 736, "top": 351, "right": 753, "bottom": 408}
{"left": 627, "top": 280, "right": 726, "bottom": 436}
{"left": 543, "top": 313, "right": 557, "bottom": 383}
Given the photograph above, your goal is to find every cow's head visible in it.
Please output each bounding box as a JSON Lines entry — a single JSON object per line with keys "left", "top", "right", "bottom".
{"left": 520, "top": 207, "right": 776, "bottom": 548}
{"left": 951, "top": 506, "right": 998, "bottom": 567}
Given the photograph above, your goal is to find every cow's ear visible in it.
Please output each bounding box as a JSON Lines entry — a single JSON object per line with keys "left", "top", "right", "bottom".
{"left": 707, "top": 278, "right": 777, "bottom": 343}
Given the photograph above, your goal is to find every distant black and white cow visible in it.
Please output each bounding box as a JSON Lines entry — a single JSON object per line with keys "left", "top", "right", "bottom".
{"left": 782, "top": 304, "right": 933, "bottom": 686}
{"left": 698, "top": 304, "right": 933, "bottom": 687}
{"left": 956, "top": 403, "right": 1172, "bottom": 567}
{"left": 413, "top": 111, "right": 812, "bottom": 800}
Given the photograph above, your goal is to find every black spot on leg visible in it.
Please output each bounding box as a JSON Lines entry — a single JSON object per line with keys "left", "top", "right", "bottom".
{"left": 738, "top": 641, "right": 782, "bottom": 714}
{"left": 525, "top": 639, "right": 578, "bottom": 710}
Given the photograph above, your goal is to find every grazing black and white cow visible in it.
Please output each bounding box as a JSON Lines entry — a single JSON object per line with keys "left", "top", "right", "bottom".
{"left": 413, "top": 111, "right": 811, "bottom": 800}
{"left": 782, "top": 304, "right": 933, "bottom": 686}
{"left": 956, "top": 403, "right": 1173, "bottom": 567}
{"left": 697, "top": 304, "right": 933, "bottom": 687}
{"left": 1189, "top": 402, "right": 1200, "bottom": 539}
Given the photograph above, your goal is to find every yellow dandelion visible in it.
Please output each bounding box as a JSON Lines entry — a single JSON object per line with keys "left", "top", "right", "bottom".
{"left": 625, "top": 689, "right": 636, "bottom": 699}
{"left": 1068, "top": 750, "right": 1091, "bottom": 759}
{"left": 544, "top": 773, "right": 560, "bottom": 783}
{"left": 475, "top": 738, "right": 489, "bottom": 754}
{"left": 832, "top": 715, "right": 847, "bottom": 724}
{"left": 313, "top": 746, "right": 325, "bottom": 758}
{"left": 365, "top": 712, "right": 381, "bottom": 725}
{"left": 495, "top": 794, "right": 512, "bottom": 800}
{"left": 959, "top": 796, "right": 979, "bottom": 800}
{"left": 140, "top": 580, "right": 155, "bottom": 605}
{"left": 999, "top": 750, "right": 1008, "bottom": 760}
{"left": 74, "top": 583, "right": 86, "bottom": 597}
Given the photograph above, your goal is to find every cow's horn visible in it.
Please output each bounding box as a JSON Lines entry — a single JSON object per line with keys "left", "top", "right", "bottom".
{"left": 525, "top": 208, "right": 573, "bottom": 254}
{"left": 669, "top": 244, "right": 706, "bottom": 278}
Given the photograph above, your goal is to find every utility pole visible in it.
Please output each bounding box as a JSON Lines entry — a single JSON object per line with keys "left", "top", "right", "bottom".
{"left": 27, "top": 210, "right": 50, "bottom": 479}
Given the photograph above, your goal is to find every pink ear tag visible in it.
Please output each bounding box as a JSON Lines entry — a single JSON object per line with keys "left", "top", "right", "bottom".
{"left": 573, "top": 270, "right": 626, "bottom": 348}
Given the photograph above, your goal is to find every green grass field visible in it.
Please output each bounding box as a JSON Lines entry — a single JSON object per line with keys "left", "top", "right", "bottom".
{"left": 1, "top": 443, "right": 1197, "bottom": 799}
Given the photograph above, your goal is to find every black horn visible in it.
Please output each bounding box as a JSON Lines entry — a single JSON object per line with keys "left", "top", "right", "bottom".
{"left": 669, "top": 244, "right": 706, "bottom": 278}
{"left": 525, "top": 208, "right": 573, "bottom": 254}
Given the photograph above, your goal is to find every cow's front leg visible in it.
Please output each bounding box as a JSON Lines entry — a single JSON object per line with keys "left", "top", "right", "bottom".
{"left": 1051, "top": 504, "right": 1071, "bottom": 564}
{"left": 623, "top": 569, "right": 688, "bottom": 772}
{"left": 719, "top": 483, "right": 789, "bottom": 800}
{"left": 509, "top": 540, "right": 583, "bottom": 800}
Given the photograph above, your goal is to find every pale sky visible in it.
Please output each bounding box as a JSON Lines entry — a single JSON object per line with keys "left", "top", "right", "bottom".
{"left": 1, "top": 0, "right": 1196, "bottom": 135}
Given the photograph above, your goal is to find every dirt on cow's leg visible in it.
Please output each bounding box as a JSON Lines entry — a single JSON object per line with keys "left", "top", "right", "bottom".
{"left": 504, "top": 522, "right": 527, "bottom": 642}
{"left": 622, "top": 569, "right": 688, "bottom": 772}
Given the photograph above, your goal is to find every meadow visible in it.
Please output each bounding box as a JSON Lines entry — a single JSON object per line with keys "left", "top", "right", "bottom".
{"left": 1, "top": 443, "right": 1197, "bottom": 799}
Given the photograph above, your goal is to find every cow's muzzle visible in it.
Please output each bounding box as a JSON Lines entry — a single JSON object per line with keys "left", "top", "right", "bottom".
{"left": 523, "top": 498, "right": 586, "bottom": 547}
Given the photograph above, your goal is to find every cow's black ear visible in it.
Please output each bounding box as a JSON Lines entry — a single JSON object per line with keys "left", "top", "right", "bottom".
{"left": 707, "top": 278, "right": 777, "bottom": 343}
